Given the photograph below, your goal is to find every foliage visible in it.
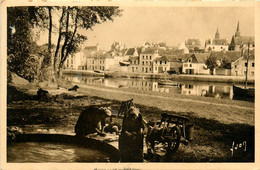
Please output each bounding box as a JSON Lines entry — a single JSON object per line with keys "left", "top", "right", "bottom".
{"left": 7, "top": 6, "right": 122, "bottom": 81}
{"left": 54, "top": 6, "right": 122, "bottom": 76}
{"left": 205, "top": 55, "right": 218, "bottom": 71}
{"left": 220, "top": 59, "right": 231, "bottom": 69}
{"left": 7, "top": 7, "right": 39, "bottom": 81}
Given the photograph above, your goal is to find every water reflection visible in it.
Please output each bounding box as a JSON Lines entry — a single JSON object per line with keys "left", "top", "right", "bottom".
{"left": 181, "top": 84, "right": 233, "bottom": 99}
{"left": 62, "top": 75, "right": 237, "bottom": 100}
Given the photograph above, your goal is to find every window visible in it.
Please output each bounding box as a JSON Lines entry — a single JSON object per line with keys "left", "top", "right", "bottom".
{"left": 245, "top": 63, "right": 248, "bottom": 67}
{"left": 156, "top": 61, "right": 157, "bottom": 64}
{"left": 251, "top": 71, "right": 254, "bottom": 76}
{"left": 100, "top": 66, "right": 102, "bottom": 70}
{"left": 143, "top": 56, "right": 144, "bottom": 59}
{"left": 146, "top": 56, "right": 148, "bottom": 60}
{"left": 132, "top": 67, "right": 134, "bottom": 72}
{"left": 150, "top": 56, "right": 152, "bottom": 60}
{"left": 142, "top": 61, "right": 144, "bottom": 65}
{"left": 252, "top": 63, "right": 255, "bottom": 67}
{"left": 150, "top": 68, "right": 152, "bottom": 71}
{"left": 160, "top": 61, "right": 162, "bottom": 65}
{"left": 235, "top": 65, "right": 237, "bottom": 68}
{"left": 150, "top": 62, "right": 152, "bottom": 65}
{"left": 136, "top": 67, "right": 138, "bottom": 70}
{"left": 146, "top": 61, "right": 148, "bottom": 65}
{"left": 190, "top": 64, "right": 192, "bottom": 67}
{"left": 71, "top": 60, "right": 73, "bottom": 64}
{"left": 165, "top": 61, "right": 167, "bottom": 64}
{"left": 142, "top": 67, "right": 144, "bottom": 72}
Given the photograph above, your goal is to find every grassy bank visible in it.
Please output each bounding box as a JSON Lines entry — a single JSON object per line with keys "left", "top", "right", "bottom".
{"left": 7, "top": 79, "right": 255, "bottom": 162}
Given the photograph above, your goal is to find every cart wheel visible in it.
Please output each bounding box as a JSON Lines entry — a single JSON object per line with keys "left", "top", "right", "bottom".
{"left": 165, "top": 126, "right": 181, "bottom": 154}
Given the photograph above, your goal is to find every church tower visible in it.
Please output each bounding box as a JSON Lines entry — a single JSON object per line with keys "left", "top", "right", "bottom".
{"left": 235, "top": 21, "right": 240, "bottom": 37}
{"left": 215, "top": 28, "right": 220, "bottom": 39}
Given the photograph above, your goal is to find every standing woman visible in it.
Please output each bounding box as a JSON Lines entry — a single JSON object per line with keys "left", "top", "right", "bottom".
{"left": 119, "top": 106, "right": 145, "bottom": 162}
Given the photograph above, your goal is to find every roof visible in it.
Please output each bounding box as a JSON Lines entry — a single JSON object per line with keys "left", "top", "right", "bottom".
{"left": 167, "top": 55, "right": 181, "bottom": 62}
{"left": 205, "top": 39, "right": 229, "bottom": 45}
{"left": 153, "top": 55, "right": 182, "bottom": 63}
{"left": 101, "top": 52, "right": 114, "bottom": 59}
{"left": 120, "top": 49, "right": 128, "bottom": 55}
{"left": 180, "top": 53, "right": 193, "bottom": 61}
{"left": 125, "top": 48, "right": 136, "bottom": 56}
{"left": 187, "top": 53, "right": 210, "bottom": 63}
{"left": 153, "top": 55, "right": 169, "bottom": 62}
{"left": 210, "top": 51, "right": 242, "bottom": 63}
{"left": 141, "top": 48, "right": 158, "bottom": 54}
{"left": 159, "top": 49, "right": 184, "bottom": 56}
{"left": 136, "top": 47, "right": 144, "bottom": 55}
{"left": 234, "top": 36, "right": 255, "bottom": 46}
{"left": 82, "top": 50, "right": 103, "bottom": 58}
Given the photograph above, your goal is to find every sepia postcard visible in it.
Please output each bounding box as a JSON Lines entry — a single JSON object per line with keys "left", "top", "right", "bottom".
{"left": 1, "top": 0, "right": 259, "bottom": 169}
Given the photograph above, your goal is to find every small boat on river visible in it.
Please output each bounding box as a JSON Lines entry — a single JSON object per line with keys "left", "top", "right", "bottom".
{"left": 233, "top": 84, "right": 255, "bottom": 98}
{"left": 158, "top": 80, "right": 180, "bottom": 86}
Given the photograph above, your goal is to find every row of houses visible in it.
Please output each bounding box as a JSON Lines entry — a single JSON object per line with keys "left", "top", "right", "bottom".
{"left": 65, "top": 44, "right": 254, "bottom": 77}
{"left": 64, "top": 22, "right": 255, "bottom": 77}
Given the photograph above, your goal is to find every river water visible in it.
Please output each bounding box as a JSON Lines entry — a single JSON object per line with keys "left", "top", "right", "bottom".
{"left": 8, "top": 142, "right": 112, "bottom": 162}
{"left": 61, "top": 74, "right": 253, "bottom": 101}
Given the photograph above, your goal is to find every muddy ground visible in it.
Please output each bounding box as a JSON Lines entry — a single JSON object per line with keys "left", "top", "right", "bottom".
{"left": 7, "top": 82, "right": 254, "bottom": 162}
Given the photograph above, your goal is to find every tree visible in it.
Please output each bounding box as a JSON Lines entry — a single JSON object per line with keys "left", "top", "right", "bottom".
{"left": 7, "top": 7, "right": 39, "bottom": 82}
{"left": 205, "top": 55, "right": 218, "bottom": 75}
{"left": 53, "top": 6, "right": 122, "bottom": 77}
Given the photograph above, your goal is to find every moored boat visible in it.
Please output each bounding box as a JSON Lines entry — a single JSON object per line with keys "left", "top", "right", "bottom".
{"left": 158, "top": 80, "right": 179, "bottom": 86}
{"left": 233, "top": 84, "right": 255, "bottom": 98}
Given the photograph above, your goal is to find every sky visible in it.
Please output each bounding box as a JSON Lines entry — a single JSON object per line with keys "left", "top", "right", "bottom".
{"left": 38, "top": 6, "right": 255, "bottom": 50}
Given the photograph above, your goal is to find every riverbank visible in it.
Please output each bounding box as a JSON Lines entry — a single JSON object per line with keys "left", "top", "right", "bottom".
{"left": 6, "top": 73, "right": 254, "bottom": 162}
{"left": 63, "top": 70, "right": 254, "bottom": 84}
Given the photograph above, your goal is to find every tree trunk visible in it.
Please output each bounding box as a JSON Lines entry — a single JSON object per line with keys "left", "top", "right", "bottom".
{"left": 54, "top": 7, "right": 66, "bottom": 77}
{"left": 39, "top": 7, "right": 56, "bottom": 87}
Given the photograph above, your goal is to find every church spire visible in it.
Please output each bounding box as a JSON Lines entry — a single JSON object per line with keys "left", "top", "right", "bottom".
{"left": 215, "top": 27, "right": 220, "bottom": 39}
{"left": 235, "top": 21, "right": 240, "bottom": 37}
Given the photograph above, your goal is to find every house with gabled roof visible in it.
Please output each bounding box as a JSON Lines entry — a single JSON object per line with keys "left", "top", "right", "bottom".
{"left": 140, "top": 48, "right": 160, "bottom": 73}
{"left": 153, "top": 55, "right": 183, "bottom": 74}
{"left": 182, "top": 53, "right": 211, "bottom": 74}
{"left": 231, "top": 50, "right": 255, "bottom": 76}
